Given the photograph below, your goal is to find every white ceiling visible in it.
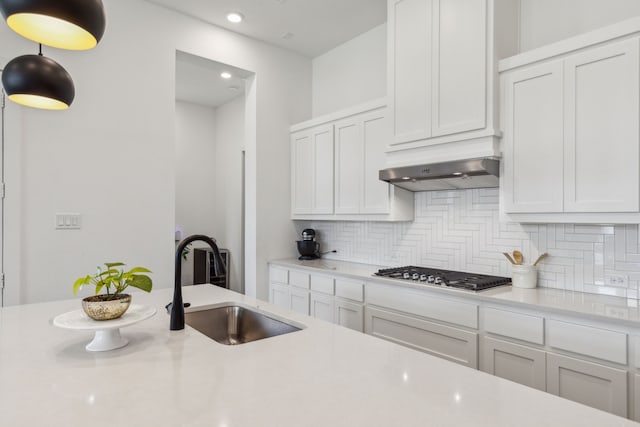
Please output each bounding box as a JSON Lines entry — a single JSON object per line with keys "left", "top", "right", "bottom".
{"left": 175, "top": 51, "right": 253, "bottom": 108}
{"left": 146, "top": 0, "right": 387, "bottom": 58}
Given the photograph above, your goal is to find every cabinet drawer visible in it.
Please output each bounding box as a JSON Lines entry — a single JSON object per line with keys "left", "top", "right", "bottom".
{"left": 335, "top": 279, "right": 364, "bottom": 302}
{"left": 484, "top": 308, "right": 544, "bottom": 345}
{"left": 365, "top": 306, "right": 478, "bottom": 368}
{"left": 310, "top": 275, "right": 334, "bottom": 295}
{"left": 289, "top": 270, "right": 310, "bottom": 289}
{"left": 269, "top": 266, "right": 288, "bottom": 284}
{"left": 547, "top": 319, "right": 627, "bottom": 364}
{"left": 367, "top": 284, "right": 478, "bottom": 328}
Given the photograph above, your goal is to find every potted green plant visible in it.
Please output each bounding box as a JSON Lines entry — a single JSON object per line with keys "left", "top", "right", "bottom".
{"left": 73, "top": 262, "right": 153, "bottom": 320}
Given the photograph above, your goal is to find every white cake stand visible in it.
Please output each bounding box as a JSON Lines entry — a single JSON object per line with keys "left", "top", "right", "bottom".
{"left": 53, "top": 304, "right": 157, "bottom": 352}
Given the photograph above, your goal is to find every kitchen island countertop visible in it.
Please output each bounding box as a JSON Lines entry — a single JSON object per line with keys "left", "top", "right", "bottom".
{"left": 0, "top": 285, "right": 636, "bottom": 426}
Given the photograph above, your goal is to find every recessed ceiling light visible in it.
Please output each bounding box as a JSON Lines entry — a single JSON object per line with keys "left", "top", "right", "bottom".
{"left": 220, "top": 72, "right": 232, "bottom": 79}
{"left": 228, "top": 86, "right": 240, "bottom": 91}
{"left": 226, "top": 12, "right": 244, "bottom": 23}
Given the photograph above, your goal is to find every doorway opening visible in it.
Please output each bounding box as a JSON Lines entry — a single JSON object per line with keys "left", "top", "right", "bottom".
{"left": 174, "top": 51, "right": 254, "bottom": 294}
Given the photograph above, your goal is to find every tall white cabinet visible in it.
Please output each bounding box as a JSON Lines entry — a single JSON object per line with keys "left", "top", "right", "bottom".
{"left": 386, "top": 0, "right": 518, "bottom": 165}
{"left": 389, "top": 0, "right": 487, "bottom": 144}
{"left": 500, "top": 22, "right": 640, "bottom": 223}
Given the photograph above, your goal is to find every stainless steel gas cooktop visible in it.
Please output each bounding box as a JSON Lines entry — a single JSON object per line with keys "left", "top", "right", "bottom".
{"left": 374, "top": 266, "right": 511, "bottom": 291}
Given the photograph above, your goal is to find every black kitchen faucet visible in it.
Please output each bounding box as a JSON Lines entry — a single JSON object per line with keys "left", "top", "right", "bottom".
{"left": 170, "top": 234, "right": 226, "bottom": 330}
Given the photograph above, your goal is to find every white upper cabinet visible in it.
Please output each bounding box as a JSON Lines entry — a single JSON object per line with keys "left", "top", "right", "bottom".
{"left": 335, "top": 109, "right": 392, "bottom": 214}
{"left": 386, "top": 0, "right": 518, "bottom": 165}
{"left": 291, "top": 100, "right": 414, "bottom": 221}
{"left": 500, "top": 21, "right": 640, "bottom": 223}
{"left": 291, "top": 124, "right": 334, "bottom": 215}
{"left": 502, "top": 61, "right": 564, "bottom": 213}
{"left": 431, "top": 0, "right": 487, "bottom": 137}
{"left": 389, "top": 0, "right": 432, "bottom": 144}
{"left": 563, "top": 40, "right": 639, "bottom": 213}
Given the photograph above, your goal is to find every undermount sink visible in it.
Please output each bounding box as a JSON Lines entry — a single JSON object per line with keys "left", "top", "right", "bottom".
{"left": 184, "top": 303, "right": 303, "bottom": 345}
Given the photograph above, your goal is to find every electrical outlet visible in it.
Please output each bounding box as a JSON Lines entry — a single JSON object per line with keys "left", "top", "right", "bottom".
{"left": 605, "top": 274, "right": 628, "bottom": 287}
{"left": 55, "top": 213, "right": 81, "bottom": 230}
{"left": 605, "top": 307, "right": 629, "bottom": 319}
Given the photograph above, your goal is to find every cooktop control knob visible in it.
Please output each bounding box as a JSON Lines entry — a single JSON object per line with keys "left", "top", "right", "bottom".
{"left": 419, "top": 274, "right": 427, "bottom": 281}
{"left": 427, "top": 275, "right": 435, "bottom": 283}
{"left": 411, "top": 273, "right": 420, "bottom": 280}
{"left": 403, "top": 272, "right": 410, "bottom": 279}
{"left": 434, "top": 277, "right": 443, "bottom": 285}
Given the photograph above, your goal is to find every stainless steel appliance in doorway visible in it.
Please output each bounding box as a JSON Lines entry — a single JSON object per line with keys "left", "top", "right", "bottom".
{"left": 194, "top": 247, "right": 230, "bottom": 288}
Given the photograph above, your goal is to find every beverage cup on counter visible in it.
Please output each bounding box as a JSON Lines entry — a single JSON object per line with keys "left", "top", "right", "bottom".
{"left": 511, "top": 264, "right": 537, "bottom": 289}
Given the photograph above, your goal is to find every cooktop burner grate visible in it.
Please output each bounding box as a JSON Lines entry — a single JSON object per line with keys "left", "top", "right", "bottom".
{"left": 374, "top": 266, "right": 511, "bottom": 291}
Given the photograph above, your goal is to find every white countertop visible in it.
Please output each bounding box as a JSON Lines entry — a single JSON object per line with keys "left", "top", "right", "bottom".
{"left": 0, "top": 285, "right": 636, "bottom": 426}
{"left": 270, "top": 258, "right": 640, "bottom": 327}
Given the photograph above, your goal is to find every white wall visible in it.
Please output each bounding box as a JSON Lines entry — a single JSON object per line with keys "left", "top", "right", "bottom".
{"left": 175, "top": 101, "right": 217, "bottom": 287}
{"left": 1, "top": 0, "right": 310, "bottom": 305}
{"left": 312, "top": 24, "right": 386, "bottom": 116}
{"left": 213, "top": 95, "right": 245, "bottom": 293}
{"left": 308, "top": 2, "right": 640, "bottom": 118}
{"left": 175, "top": 101, "right": 218, "bottom": 240}
{"left": 519, "top": 0, "right": 640, "bottom": 51}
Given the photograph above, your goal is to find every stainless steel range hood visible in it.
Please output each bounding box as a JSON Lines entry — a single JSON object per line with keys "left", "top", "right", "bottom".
{"left": 379, "top": 158, "right": 500, "bottom": 192}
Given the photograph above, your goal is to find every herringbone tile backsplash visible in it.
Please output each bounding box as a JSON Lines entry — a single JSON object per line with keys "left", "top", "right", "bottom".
{"left": 299, "top": 188, "right": 640, "bottom": 299}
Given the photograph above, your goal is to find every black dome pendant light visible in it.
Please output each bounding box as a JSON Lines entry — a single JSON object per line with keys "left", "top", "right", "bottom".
{"left": 0, "top": 0, "right": 106, "bottom": 50}
{"left": 1, "top": 44, "right": 75, "bottom": 110}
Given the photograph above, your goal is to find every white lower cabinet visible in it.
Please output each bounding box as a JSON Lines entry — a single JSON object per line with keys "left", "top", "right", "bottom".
{"left": 310, "top": 292, "right": 334, "bottom": 323}
{"left": 270, "top": 263, "right": 637, "bottom": 420}
{"left": 289, "top": 287, "right": 309, "bottom": 315}
{"left": 546, "top": 352, "right": 628, "bottom": 418}
{"left": 364, "top": 306, "right": 478, "bottom": 368}
{"left": 269, "top": 282, "right": 290, "bottom": 309}
{"left": 335, "top": 299, "right": 364, "bottom": 332}
{"left": 480, "top": 336, "right": 546, "bottom": 391}
{"left": 268, "top": 282, "right": 309, "bottom": 315}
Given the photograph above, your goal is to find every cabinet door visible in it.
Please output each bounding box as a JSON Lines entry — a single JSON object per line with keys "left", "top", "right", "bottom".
{"left": 564, "top": 38, "right": 640, "bottom": 212}
{"left": 502, "top": 61, "right": 564, "bottom": 213}
{"left": 431, "top": 0, "right": 486, "bottom": 136}
{"left": 291, "top": 131, "right": 314, "bottom": 214}
{"left": 335, "top": 299, "right": 364, "bottom": 332}
{"left": 312, "top": 124, "right": 335, "bottom": 214}
{"left": 481, "top": 336, "right": 546, "bottom": 391}
{"left": 365, "top": 306, "right": 478, "bottom": 368}
{"left": 388, "top": 0, "right": 432, "bottom": 145}
{"left": 334, "top": 118, "right": 363, "bottom": 214}
{"left": 362, "top": 110, "right": 391, "bottom": 214}
{"left": 269, "top": 283, "right": 290, "bottom": 309}
{"left": 291, "top": 124, "right": 334, "bottom": 215}
{"left": 547, "top": 352, "right": 627, "bottom": 418}
{"left": 289, "top": 287, "right": 309, "bottom": 315}
{"left": 310, "top": 292, "right": 334, "bottom": 323}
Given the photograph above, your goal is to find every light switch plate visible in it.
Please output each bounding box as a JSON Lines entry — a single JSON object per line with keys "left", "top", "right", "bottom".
{"left": 55, "top": 213, "right": 81, "bottom": 230}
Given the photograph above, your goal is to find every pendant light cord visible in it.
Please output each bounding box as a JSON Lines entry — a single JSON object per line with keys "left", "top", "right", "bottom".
{"left": 38, "top": 43, "right": 42, "bottom": 56}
